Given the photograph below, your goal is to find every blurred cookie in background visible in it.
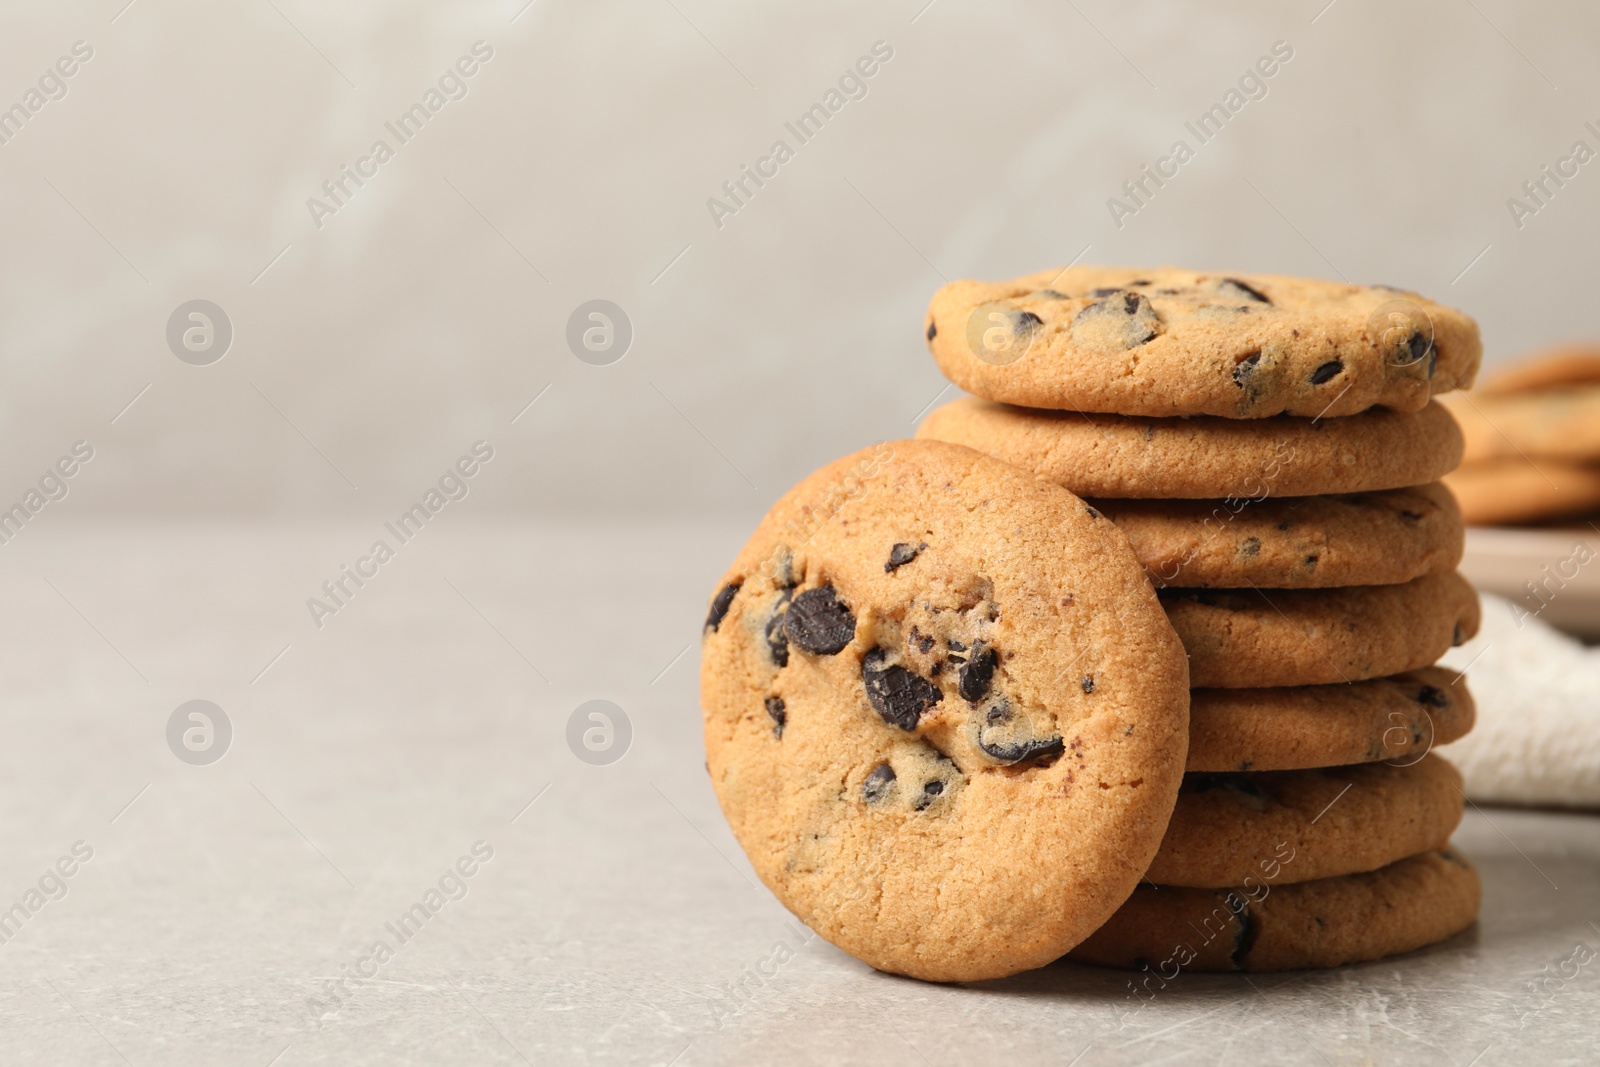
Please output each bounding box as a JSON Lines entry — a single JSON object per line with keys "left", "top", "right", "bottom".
{"left": 1440, "top": 343, "right": 1600, "bottom": 526}
{"left": 1444, "top": 457, "right": 1600, "bottom": 526}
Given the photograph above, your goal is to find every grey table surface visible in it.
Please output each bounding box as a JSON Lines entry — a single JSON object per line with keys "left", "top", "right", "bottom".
{"left": 2, "top": 517, "right": 1596, "bottom": 1066}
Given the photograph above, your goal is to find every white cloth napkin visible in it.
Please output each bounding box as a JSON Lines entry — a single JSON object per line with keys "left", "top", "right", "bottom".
{"left": 1436, "top": 593, "right": 1600, "bottom": 808}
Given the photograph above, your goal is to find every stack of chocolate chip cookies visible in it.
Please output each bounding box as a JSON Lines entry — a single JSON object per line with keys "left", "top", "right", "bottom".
{"left": 917, "top": 266, "right": 1486, "bottom": 972}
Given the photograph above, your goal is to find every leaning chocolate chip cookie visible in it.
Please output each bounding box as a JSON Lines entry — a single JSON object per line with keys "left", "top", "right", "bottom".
{"left": 917, "top": 397, "right": 1463, "bottom": 499}
{"left": 1147, "top": 755, "right": 1464, "bottom": 887}
{"left": 1187, "top": 668, "right": 1475, "bottom": 772}
{"left": 1069, "top": 849, "right": 1480, "bottom": 972}
{"left": 700, "top": 440, "right": 1190, "bottom": 982}
{"left": 1095, "top": 483, "right": 1464, "bottom": 589}
{"left": 1163, "top": 571, "right": 1481, "bottom": 688}
{"left": 924, "top": 267, "right": 1480, "bottom": 418}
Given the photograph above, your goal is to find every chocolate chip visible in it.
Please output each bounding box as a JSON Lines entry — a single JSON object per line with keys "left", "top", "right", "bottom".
{"left": 862, "top": 649, "right": 943, "bottom": 731}
{"left": 1084, "top": 506, "right": 1100, "bottom": 519}
{"left": 784, "top": 585, "right": 856, "bottom": 655}
{"left": 1227, "top": 892, "right": 1258, "bottom": 967}
{"left": 1406, "top": 331, "right": 1432, "bottom": 366}
{"left": 765, "top": 591, "right": 791, "bottom": 667}
{"left": 1304, "top": 554, "right": 1318, "bottom": 568}
{"left": 885, "top": 542, "right": 926, "bottom": 573}
{"left": 957, "top": 641, "right": 997, "bottom": 702}
{"left": 1072, "top": 290, "right": 1159, "bottom": 349}
{"left": 705, "top": 582, "right": 740, "bottom": 632}
{"left": 1218, "top": 278, "right": 1271, "bottom": 304}
{"left": 911, "top": 628, "right": 935, "bottom": 654}
{"left": 1276, "top": 521, "right": 1291, "bottom": 531}
{"left": 1401, "top": 510, "right": 1424, "bottom": 522}
{"left": 764, "top": 696, "right": 786, "bottom": 738}
{"left": 1128, "top": 278, "right": 1151, "bottom": 286}
{"left": 862, "top": 763, "right": 896, "bottom": 805}
{"left": 926, "top": 320, "right": 937, "bottom": 341}
{"left": 1232, "top": 351, "right": 1261, "bottom": 388}
{"left": 1089, "top": 287, "right": 1122, "bottom": 298}
{"left": 1452, "top": 623, "right": 1466, "bottom": 646}
{"left": 1240, "top": 537, "right": 1261, "bottom": 557}
{"left": 946, "top": 639, "right": 966, "bottom": 652}
{"left": 1416, "top": 685, "right": 1449, "bottom": 708}
{"left": 1081, "top": 675, "right": 1095, "bottom": 694}
{"left": 972, "top": 698, "right": 1064, "bottom": 765}
{"left": 1037, "top": 289, "right": 1070, "bottom": 299}
{"left": 1309, "top": 360, "right": 1343, "bottom": 385}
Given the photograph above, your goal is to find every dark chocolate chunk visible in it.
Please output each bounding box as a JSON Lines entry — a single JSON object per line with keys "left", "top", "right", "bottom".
{"left": 957, "top": 641, "right": 997, "bottom": 702}
{"left": 862, "top": 763, "right": 896, "bottom": 805}
{"left": 1084, "top": 506, "right": 1100, "bottom": 519}
{"left": 911, "top": 628, "right": 935, "bottom": 654}
{"left": 1218, "top": 278, "right": 1271, "bottom": 304}
{"left": 946, "top": 639, "right": 966, "bottom": 652}
{"left": 885, "top": 542, "right": 927, "bottom": 573}
{"left": 1081, "top": 675, "right": 1095, "bottom": 694}
{"left": 764, "top": 591, "right": 791, "bottom": 667}
{"left": 973, "top": 698, "right": 1064, "bottom": 765}
{"left": 1416, "top": 684, "right": 1449, "bottom": 708}
{"left": 1276, "top": 521, "right": 1291, "bottom": 531}
{"left": 1226, "top": 891, "right": 1258, "bottom": 967}
{"left": 1089, "top": 287, "right": 1123, "bottom": 298}
{"left": 926, "top": 320, "right": 937, "bottom": 341}
{"left": 862, "top": 649, "right": 943, "bottom": 731}
{"left": 1304, "top": 554, "right": 1318, "bottom": 568}
{"left": 1072, "top": 290, "right": 1159, "bottom": 349}
{"left": 978, "top": 732, "right": 1065, "bottom": 766}
{"left": 705, "top": 582, "right": 741, "bottom": 632}
{"left": 1232, "top": 351, "right": 1261, "bottom": 388}
{"left": 764, "top": 696, "right": 786, "bottom": 738}
{"left": 1406, "top": 331, "right": 1432, "bottom": 366}
{"left": 913, "top": 780, "right": 945, "bottom": 811}
{"left": 784, "top": 585, "right": 856, "bottom": 655}
{"left": 1309, "top": 360, "right": 1344, "bottom": 385}
{"left": 1128, "top": 278, "right": 1151, "bottom": 286}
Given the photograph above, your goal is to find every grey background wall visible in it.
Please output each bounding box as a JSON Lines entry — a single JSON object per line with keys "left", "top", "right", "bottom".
{"left": 1, "top": 0, "right": 1595, "bottom": 519}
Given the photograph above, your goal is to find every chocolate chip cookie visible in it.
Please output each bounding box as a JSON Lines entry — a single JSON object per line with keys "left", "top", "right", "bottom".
{"left": 1069, "top": 848, "right": 1479, "bottom": 972}
{"left": 917, "top": 397, "right": 1463, "bottom": 499}
{"left": 1479, "top": 344, "right": 1600, "bottom": 395}
{"left": 700, "top": 439, "right": 1190, "bottom": 982}
{"left": 1095, "top": 483, "right": 1463, "bottom": 589}
{"left": 1442, "top": 385, "right": 1600, "bottom": 465}
{"left": 1146, "top": 755, "right": 1464, "bottom": 887}
{"left": 1444, "top": 458, "right": 1600, "bottom": 525}
{"left": 1163, "top": 571, "right": 1481, "bottom": 688}
{"left": 923, "top": 267, "right": 1480, "bottom": 418}
{"left": 1187, "top": 668, "right": 1475, "bottom": 772}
